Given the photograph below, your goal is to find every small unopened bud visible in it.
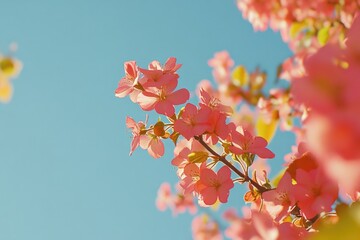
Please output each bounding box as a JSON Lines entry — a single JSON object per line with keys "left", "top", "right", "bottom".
{"left": 153, "top": 121, "right": 165, "bottom": 137}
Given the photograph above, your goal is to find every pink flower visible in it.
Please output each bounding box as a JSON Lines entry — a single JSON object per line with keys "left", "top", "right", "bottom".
{"left": 139, "top": 57, "right": 181, "bottom": 88}
{"left": 203, "top": 107, "right": 229, "bottom": 145}
{"left": 229, "top": 125, "right": 275, "bottom": 159}
{"left": 147, "top": 57, "right": 182, "bottom": 73}
{"left": 171, "top": 138, "right": 206, "bottom": 178}
{"left": 139, "top": 133, "right": 164, "bottom": 159}
{"left": 172, "top": 184, "right": 197, "bottom": 216}
{"left": 198, "top": 88, "right": 233, "bottom": 115}
{"left": 174, "top": 103, "right": 211, "bottom": 140}
{"left": 262, "top": 172, "right": 295, "bottom": 222}
{"left": 345, "top": 12, "right": 360, "bottom": 61}
{"left": 249, "top": 158, "right": 270, "bottom": 183}
{"left": 223, "top": 209, "right": 308, "bottom": 240}
{"left": 208, "top": 51, "right": 234, "bottom": 84}
{"left": 137, "top": 76, "right": 190, "bottom": 116}
{"left": 292, "top": 169, "right": 338, "bottom": 219}
{"left": 192, "top": 214, "right": 223, "bottom": 240}
{"left": 156, "top": 183, "right": 197, "bottom": 216}
{"left": 230, "top": 105, "right": 256, "bottom": 135}
{"left": 181, "top": 163, "right": 201, "bottom": 194}
{"left": 115, "top": 61, "right": 141, "bottom": 102}
{"left": 286, "top": 151, "right": 318, "bottom": 179}
{"left": 237, "top": 0, "right": 273, "bottom": 31}
{"left": 291, "top": 44, "right": 351, "bottom": 115}
{"left": 277, "top": 222, "right": 309, "bottom": 240}
{"left": 125, "top": 116, "right": 146, "bottom": 155}
{"left": 156, "top": 182, "right": 172, "bottom": 211}
{"left": 126, "top": 115, "right": 164, "bottom": 158}
{"left": 323, "top": 156, "right": 360, "bottom": 201}
{"left": 198, "top": 166, "right": 234, "bottom": 205}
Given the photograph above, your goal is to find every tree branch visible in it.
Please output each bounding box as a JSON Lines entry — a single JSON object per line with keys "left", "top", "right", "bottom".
{"left": 194, "top": 135, "right": 268, "bottom": 193}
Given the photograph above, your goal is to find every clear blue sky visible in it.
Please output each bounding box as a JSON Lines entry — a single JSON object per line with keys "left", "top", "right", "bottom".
{"left": 0, "top": 1, "right": 293, "bottom": 239}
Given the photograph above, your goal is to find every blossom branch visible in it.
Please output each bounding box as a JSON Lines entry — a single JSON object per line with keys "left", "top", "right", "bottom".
{"left": 194, "top": 135, "right": 268, "bottom": 193}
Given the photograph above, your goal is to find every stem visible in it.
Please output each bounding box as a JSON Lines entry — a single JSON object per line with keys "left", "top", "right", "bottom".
{"left": 194, "top": 135, "right": 267, "bottom": 193}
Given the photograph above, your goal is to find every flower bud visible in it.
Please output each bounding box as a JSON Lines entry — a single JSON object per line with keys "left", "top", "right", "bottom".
{"left": 154, "top": 121, "right": 165, "bottom": 137}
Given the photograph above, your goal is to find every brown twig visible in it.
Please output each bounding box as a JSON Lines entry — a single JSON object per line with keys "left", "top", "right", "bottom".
{"left": 194, "top": 135, "right": 268, "bottom": 193}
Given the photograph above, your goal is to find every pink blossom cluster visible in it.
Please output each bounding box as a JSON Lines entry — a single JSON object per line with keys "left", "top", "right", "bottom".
{"left": 115, "top": 5, "right": 360, "bottom": 239}
{"left": 237, "top": 0, "right": 360, "bottom": 52}
{"left": 115, "top": 55, "right": 346, "bottom": 239}
{"left": 291, "top": 13, "right": 360, "bottom": 200}
{"left": 115, "top": 58, "right": 190, "bottom": 117}
{"left": 192, "top": 214, "right": 222, "bottom": 240}
{"left": 223, "top": 208, "right": 308, "bottom": 240}
{"left": 156, "top": 182, "right": 197, "bottom": 216}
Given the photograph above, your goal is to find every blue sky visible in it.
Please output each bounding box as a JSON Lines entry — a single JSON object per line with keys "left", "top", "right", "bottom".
{"left": 0, "top": 1, "right": 293, "bottom": 239}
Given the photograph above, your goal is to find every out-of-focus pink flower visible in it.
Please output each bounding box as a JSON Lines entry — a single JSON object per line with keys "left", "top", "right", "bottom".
{"left": 292, "top": 169, "right": 338, "bottom": 219}
{"left": 277, "top": 222, "right": 309, "bottom": 240}
{"left": 286, "top": 151, "right": 318, "bottom": 179}
{"left": 280, "top": 54, "right": 305, "bottom": 81}
{"left": 262, "top": 172, "right": 295, "bottom": 222}
{"left": 319, "top": 155, "right": 360, "bottom": 202}
{"left": 308, "top": 114, "right": 360, "bottom": 161}
{"left": 249, "top": 157, "right": 270, "bottom": 183}
{"left": 289, "top": 14, "right": 360, "bottom": 197}
{"left": 292, "top": 44, "right": 352, "bottom": 116}
{"left": 208, "top": 51, "right": 234, "bottom": 84}
{"left": 198, "top": 166, "right": 234, "bottom": 205}
{"left": 229, "top": 124, "right": 275, "bottom": 159}
{"left": 231, "top": 105, "right": 256, "bottom": 135}
{"left": 237, "top": 0, "right": 270, "bottom": 31}
{"left": 237, "top": 0, "right": 358, "bottom": 53}
{"left": 284, "top": 142, "right": 308, "bottom": 165}
{"left": 172, "top": 184, "right": 197, "bottom": 215}
{"left": 224, "top": 209, "right": 307, "bottom": 240}
{"left": 345, "top": 12, "right": 360, "bottom": 62}
{"left": 156, "top": 182, "right": 172, "bottom": 211}
{"left": 174, "top": 103, "right": 211, "bottom": 140}
{"left": 156, "top": 183, "right": 197, "bottom": 216}
{"left": 192, "top": 214, "right": 223, "bottom": 240}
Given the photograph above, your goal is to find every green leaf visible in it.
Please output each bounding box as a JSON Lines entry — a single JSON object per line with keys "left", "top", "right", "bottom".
{"left": 256, "top": 113, "right": 278, "bottom": 143}
{"left": 317, "top": 27, "right": 330, "bottom": 46}
{"left": 232, "top": 65, "right": 248, "bottom": 87}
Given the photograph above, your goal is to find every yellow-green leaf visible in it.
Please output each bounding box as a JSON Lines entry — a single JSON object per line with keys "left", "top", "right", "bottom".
{"left": 317, "top": 26, "right": 330, "bottom": 46}
{"left": 289, "top": 21, "right": 308, "bottom": 39}
{"left": 188, "top": 151, "right": 209, "bottom": 164}
{"left": 256, "top": 113, "right": 278, "bottom": 143}
{"left": 232, "top": 65, "right": 248, "bottom": 87}
{"left": 310, "top": 202, "right": 360, "bottom": 240}
{"left": 0, "top": 77, "right": 12, "bottom": 103}
{"left": 0, "top": 57, "right": 16, "bottom": 76}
